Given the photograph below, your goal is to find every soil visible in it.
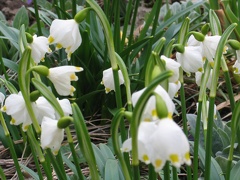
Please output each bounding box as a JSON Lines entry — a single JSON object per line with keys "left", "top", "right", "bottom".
{"left": 0, "top": 0, "right": 31, "bottom": 23}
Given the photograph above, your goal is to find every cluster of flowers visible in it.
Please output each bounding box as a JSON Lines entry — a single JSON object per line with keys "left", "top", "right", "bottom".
{"left": 120, "top": 56, "right": 191, "bottom": 171}
{"left": 0, "top": 91, "right": 70, "bottom": 155}
{"left": 0, "top": 17, "right": 86, "bottom": 154}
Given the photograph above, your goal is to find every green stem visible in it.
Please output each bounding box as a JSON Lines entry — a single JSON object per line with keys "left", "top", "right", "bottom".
{"left": 127, "top": 0, "right": 140, "bottom": 46}
{"left": 33, "top": 0, "right": 42, "bottom": 35}
{"left": 226, "top": 101, "right": 240, "bottom": 180}
{"left": 46, "top": 149, "right": 67, "bottom": 180}
{"left": 65, "top": 128, "right": 85, "bottom": 180}
{"left": 53, "top": 0, "right": 61, "bottom": 18}
{"left": 148, "top": 164, "right": 157, "bottom": 180}
{"left": 164, "top": 162, "right": 170, "bottom": 180}
{"left": 205, "top": 23, "right": 237, "bottom": 180}
{"left": 120, "top": 0, "right": 133, "bottom": 50}
{"left": 0, "top": 165, "right": 6, "bottom": 180}
{"left": 133, "top": 165, "right": 140, "bottom": 180}
{"left": 204, "top": 97, "right": 215, "bottom": 179}
{"left": 111, "top": 108, "right": 131, "bottom": 180}
{"left": 0, "top": 113, "right": 24, "bottom": 180}
{"left": 72, "top": 0, "right": 76, "bottom": 17}
{"left": 59, "top": 0, "right": 66, "bottom": 19}
{"left": 113, "top": 0, "right": 120, "bottom": 53}
{"left": 193, "top": 101, "right": 202, "bottom": 180}
{"left": 223, "top": 71, "right": 235, "bottom": 111}
{"left": 172, "top": 166, "right": 178, "bottom": 180}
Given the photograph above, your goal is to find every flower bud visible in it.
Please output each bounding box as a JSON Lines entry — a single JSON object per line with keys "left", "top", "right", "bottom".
{"left": 201, "top": 23, "right": 209, "bottom": 35}
{"left": 74, "top": 7, "right": 92, "bottom": 23}
{"left": 191, "top": 32, "right": 205, "bottom": 42}
{"left": 151, "top": 65, "right": 162, "bottom": 81}
{"left": 154, "top": 93, "right": 168, "bottom": 119}
{"left": 57, "top": 116, "right": 73, "bottom": 129}
{"left": 174, "top": 44, "right": 185, "bottom": 53}
{"left": 228, "top": 39, "right": 240, "bottom": 50}
{"left": 30, "top": 90, "right": 40, "bottom": 102}
{"left": 25, "top": 32, "right": 33, "bottom": 43}
{"left": 31, "top": 65, "right": 49, "bottom": 76}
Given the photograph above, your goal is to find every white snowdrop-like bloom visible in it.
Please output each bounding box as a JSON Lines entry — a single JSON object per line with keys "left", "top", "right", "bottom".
{"left": 168, "top": 81, "right": 181, "bottom": 99}
{"left": 196, "top": 101, "right": 217, "bottom": 130}
{"left": 202, "top": 35, "right": 222, "bottom": 63}
{"left": 233, "top": 60, "right": 240, "bottom": 74}
{"left": 0, "top": 92, "right": 5, "bottom": 107}
{"left": 132, "top": 85, "right": 175, "bottom": 121}
{"left": 232, "top": 50, "right": 240, "bottom": 74}
{"left": 29, "top": 35, "right": 51, "bottom": 64}
{"left": 122, "top": 121, "right": 158, "bottom": 164}
{"left": 48, "top": 66, "right": 83, "bottom": 96}
{"left": 1, "top": 92, "right": 32, "bottom": 131}
{"left": 48, "top": 19, "right": 82, "bottom": 60}
{"left": 55, "top": 98, "right": 72, "bottom": 119}
{"left": 187, "top": 35, "right": 202, "bottom": 47}
{"left": 150, "top": 118, "right": 191, "bottom": 171}
{"left": 34, "top": 97, "right": 55, "bottom": 124}
{"left": 101, "top": 68, "right": 124, "bottom": 94}
{"left": 161, "top": 55, "right": 181, "bottom": 83}
{"left": 40, "top": 116, "right": 64, "bottom": 155}
{"left": 122, "top": 118, "right": 191, "bottom": 172}
{"left": 176, "top": 46, "right": 204, "bottom": 74}
{"left": 195, "top": 69, "right": 213, "bottom": 89}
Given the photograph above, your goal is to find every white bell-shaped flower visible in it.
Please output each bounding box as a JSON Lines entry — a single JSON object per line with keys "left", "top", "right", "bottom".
{"left": 132, "top": 85, "right": 175, "bottom": 121}
{"left": 196, "top": 101, "right": 217, "bottom": 130}
{"left": 29, "top": 35, "right": 51, "bottom": 64}
{"left": 101, "top": 68, "right": 124, "bottom": 94}
{"left": 55, "top": 98, "right": 72, "bottom": 119}
{"left": 40, "top": 116, "right": 64, "bottom": 155}
{"left": 48, "top": 19, "right": 82, "bottom": 60}
{"left": 176, "top": 46, "right": 204, "bottom": 74}
{"left": 168, "top": 81, "right": 181, "bottom": 99}
{"left": 232, "top": 50, "right": 240, "bottom": 74}
{"left": 48, "top": 66, "right": 83, "bottom": 96}
{"left": 195, "top": 69, "right": 213, "bottom": 89}
{"left": 202, "top": 35, "right": 221, "bottom": 63}
{"left": 2, "top": 92, "right": 32, "bottom": 131}
{"left": 187, "top": 35, "right": 202, "bottom": 47}
{"left": 233, "top": 60, "right": 240, "bottom": 74}
{"left": 122, "top": 121, "right": 158, "bottom": 164}
{"left": 150, "top": 118, "right": 191, "bottom": 171}
{"left": 161, "top": 55, "right": 181, "bottom": 83}
{"left": 34, "top": 97, "right": 55, "bottom": 124}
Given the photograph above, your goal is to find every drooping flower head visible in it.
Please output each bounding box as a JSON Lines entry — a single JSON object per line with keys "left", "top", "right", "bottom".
{"left": 132, "top": 85, "right": 175, "bottom": 121}
{"left": 232, "top": 50, "right": 240, "bottom": 74}
{"left": 161, "top": 55, "right": 181, "bottom": 83}
{"left": 195, "top": 69, "right": 213, "bottom": 89}
{"left": 149, "top": 118, "right": 191, "bottom": 171}
{"left": 202, "top": 35, "right": 223, "bottom": 64}
{"left": 29, "top": 35, "right": 51, "bottom": 64}
{"left": 176, "top": 46, "right": 204, "bottom": 74}
{"left": 55, "top": 98, "right": 72, "bottom": 119}
{"left": 1, "top": 92, "right": 32, "bottom": 131}
{"left": 0, "top": 92, "right": 4, "bottom": 107}
{"left": 47, "top": 66, "right": 83, "bottom": 96}
{"left": 101, "top": 68, "right": 125, "bottom": 94}
{"left": 122, "top": 118, "right": 191, "bottom": 172}
{"left": 40, "top": 116, "right": 64, "bottom": 155}
{"left": 48, "top": 19, "right": 82, "bottom": 60}
{"left": 168, "top": 81, "right": 181, "bottom": 99}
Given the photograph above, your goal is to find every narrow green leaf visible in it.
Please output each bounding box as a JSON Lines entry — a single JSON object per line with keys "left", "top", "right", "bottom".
{"left": 71, "top": 103, "right": 99, "bottom": 180}
{"left": 2, "top": 58, "right": 18, "bottom": 72}
{"left": 104, "top": 159, "right": 119, "bottom": 180}
{"left": 20, "top": 164, "right": 39, "bottom": 180}
{"left": 230, "top": 160, "right": 240, "bottom": 179}
{"left": 13, "top": 6, "right": 29, "bottom": 29}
